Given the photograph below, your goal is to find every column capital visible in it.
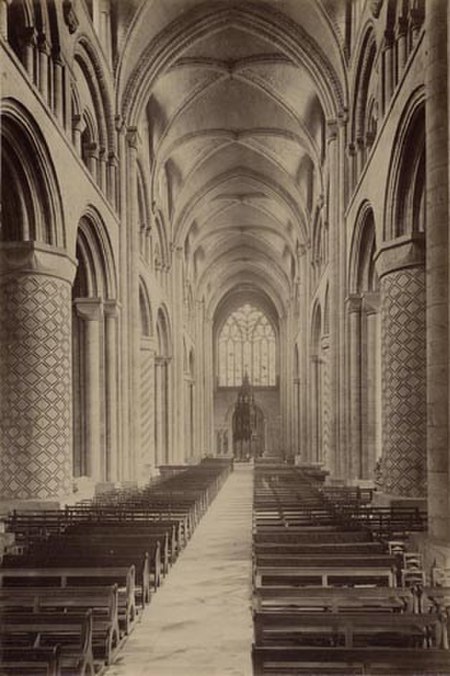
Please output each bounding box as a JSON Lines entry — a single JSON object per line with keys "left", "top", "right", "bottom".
{"left": 396, "top": 16, "right": 409, "bottom": 38}
{"left": 362, "top": 292, "right": 380, "bottom": 315}
{"left": 384, "top": 30, "right": 395, "bottom": 49}
{"left": 374, "top": 233, "right": 425, "bottom": 279}
{"left": 74, "top": 297, "right": 103, "bottom": 321}
{"left": 0, "top": 242, "right": 77, "bottom": 284}
{"left": 345, "top": 294, "right": 362, "bottom": 313}
{"left": 326, "top": 119, "right": 338, "bottom": 142}
{"left": 37, "top": 33, "right": 50, "bottom": 54}
{"left": 126, "top": 127, "right": 141, "bottom": 150}
{"left": 103, "top": 299, "right": 121, "bottom": 317}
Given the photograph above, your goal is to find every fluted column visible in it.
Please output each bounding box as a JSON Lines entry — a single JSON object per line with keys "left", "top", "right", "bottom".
{"left": 74, "top": 298, "right": 104, "bottom": 482}
{"left": 104, "top": 300, "right": 119, "bottom": 481}
{"left": 375, "top": 236, "right": 426, "bottom": 497}
{"left": 140, "top": 339, "right": 155, "bottom": 477}
{"left": 0, "top": 243, "right": 76, "bottom": 501}
{"left": 426, "top": 0, "right": 449, "bottom": 539}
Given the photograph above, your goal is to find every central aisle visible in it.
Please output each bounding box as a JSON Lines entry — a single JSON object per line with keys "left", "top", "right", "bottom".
{"left": 108, "top": 463, "right": 254, "bottom": 676}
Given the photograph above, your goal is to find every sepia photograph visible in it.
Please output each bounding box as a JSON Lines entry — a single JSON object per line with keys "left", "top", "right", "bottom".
{"left": 1, "top": 0, "right": 449, "bottom": 674}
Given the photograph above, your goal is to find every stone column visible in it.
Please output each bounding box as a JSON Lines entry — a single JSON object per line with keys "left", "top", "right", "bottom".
{"left": 85, "top": 143, "right": 99, "bottom": 183}
{"left": 107, "top": 153, "right": 118, "bottom": 209}
{"left": 74, "top": 298, "right": 104, "bottom": 482}
{"left": 383, "top": 31, "right": 394, "bottom": 111}
{"left": 0, "top": 0, "right": 11, "bottom": 40}
{"left": 375, "top": 236, "right": 426, "bottom": 498}
{"left": 297, "top": 245, "right": 309, "bottom": 461}
{"left": 154, "top": 358, "right": 163, "bottom": 467}
{"left": 310, "top": 355, "right": 321, "bottom": 463}
{"left": 52, "top": 48, "right": 64, "bottom": 125}
{"left": 104, "top": 300, "right": 119, "bottom": 481}
{"left": 322, "top": 114, "right": 346, "bottom": 477}
{"left": 204, "top": 314, "right": 214, "bottom": 455}
{"left": 0, "top": 243, "right": 76, "bottom": 501}
{"left": 22, "top": 27, "right": 35, "bottom": 80}
{"left": 126, "top": 128, "right": 141, "bottom": 479}
{"left": 116, "top": 118, "right": 131, "bottom": 480}
{"left": 346, "top": 295, "right": 362, "bottom": 480}
{"left": 426, "top": 0, "right": 449, "bottom": 539}
{"left": 396, "top": 17, "right": 408, "bottom": 74}
{"left": 140, "top": 338, "right": 155, "bottom": 478}
{"left": 37, "top": 35, "right": 49, "bottom": 104}
{"left": 361, "top": 293, "right": 381, "bottom": 479}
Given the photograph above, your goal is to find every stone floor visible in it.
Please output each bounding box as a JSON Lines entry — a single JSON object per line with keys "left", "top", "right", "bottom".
{"left": 107, "top": 464, "right": 254, "bottom": 676}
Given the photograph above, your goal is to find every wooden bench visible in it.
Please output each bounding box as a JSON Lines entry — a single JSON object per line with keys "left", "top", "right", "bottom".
{"left": 0, "top": 565, "right": 136, "bottom": 635}
{"left": 63, "top": 523, "right": 174, "bottom": 573}
{"left": 253, "top": 541, "right": 384, "bottom": 556}
{"left": 254, "top": 553, "right": 396, "bottom": 570}
{"left": 29, "top": 536, "right": 161, "bottom": 598}
{"left": 0, "top": 646, "right": 60, "bottom": 676}
{"left": 253, "top": 530, "right": 369, "bottom": 544}
{"left": 253, "top": 586, "right": 415, "bottom": 613}
{"left": 0, "top": 584, "right": 120, "bottom": 665}
{"left": 255, "top": 565, "right": 396, "bottom": 588}
{"left": 252, "top": 645, "right": 450, "bottom": 675}
{"left": 1, "top": 609, "right": 94, "bottom": 676}
{"left": 253, "top": 610, "right": 447, "bottom": 648}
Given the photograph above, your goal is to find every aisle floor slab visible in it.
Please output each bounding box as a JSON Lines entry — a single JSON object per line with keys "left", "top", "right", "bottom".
{"left": 107, "top": 464, "right": 254, "bottom": 676}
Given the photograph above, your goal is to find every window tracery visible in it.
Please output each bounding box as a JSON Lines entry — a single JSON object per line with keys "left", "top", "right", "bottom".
{"left": 218, "top": 304, "right": 276, "bottom": 387}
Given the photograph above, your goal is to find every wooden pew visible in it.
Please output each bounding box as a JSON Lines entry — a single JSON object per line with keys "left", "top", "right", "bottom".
{"left": 30, "top": 536, "right": 160, "bottom": 598}
{"left": 255, "top": 564, "right": 396, "bottom": 588}
{"left": 1, "top": 609, "right": 94, "bottom": 676}
{"left": 0, "top": 585, "right": 120, "bottom": 665}
{"left": 0, "top": 646, "right": 60, "bottom": 676}
{"left": 254, "top": 586, "right": 415, "bottom": 613}
{"left": 0, "top": 565, "right": 136, "bottom": 635}
{"left": 253, "top": 541, "right": 385, "bottom": 556}
{"left": 253, "top": 530, "right": 370, "bottom": 544}
{"left": 63, "top": 523, "right": 174, "bottom": 573}
{"left": 252, "top": 645, "right": 450, "bottom": 675}
{"left": 253, "top": 610, "right": 447, "bottom": 649}
{"left": 254, "top": 553, "right": 396, "bottom": 570}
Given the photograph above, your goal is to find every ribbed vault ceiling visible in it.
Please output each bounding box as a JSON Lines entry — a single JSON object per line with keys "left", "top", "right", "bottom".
{"left": 119, "top": 0, "right": 347, "bottom": 319}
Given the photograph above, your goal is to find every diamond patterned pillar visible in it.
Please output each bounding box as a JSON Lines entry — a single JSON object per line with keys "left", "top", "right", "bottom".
{"left": 376, "top": 237, "right": 426, "bottom": 498}
{"left": 0, "top": 243, "right": 77, "bottom": 500}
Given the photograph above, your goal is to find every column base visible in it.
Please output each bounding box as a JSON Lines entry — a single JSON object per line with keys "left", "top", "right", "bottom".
{"left": 372, "top": 491, "right": 427, "bottom": 510}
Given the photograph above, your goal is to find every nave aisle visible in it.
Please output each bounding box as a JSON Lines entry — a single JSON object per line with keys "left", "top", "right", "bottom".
{"left": 107, "top": 464, "right": 254, "bottom": 676}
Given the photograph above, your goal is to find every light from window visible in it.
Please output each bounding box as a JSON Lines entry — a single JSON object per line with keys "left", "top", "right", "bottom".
{"left": 218, "top": 304, "right": 276, "bottom": 386}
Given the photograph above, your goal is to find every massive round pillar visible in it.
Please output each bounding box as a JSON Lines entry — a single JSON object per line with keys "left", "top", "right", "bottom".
{"left": 375, "top": 237, "right": 426, "bottom": 498}
{"left": 0, "top": 243, "right": 76, "bottom": 501}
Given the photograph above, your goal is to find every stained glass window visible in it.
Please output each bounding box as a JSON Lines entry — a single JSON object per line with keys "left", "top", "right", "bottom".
{"left": 218, "top": 304, "right": 276, "bottom": 386}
